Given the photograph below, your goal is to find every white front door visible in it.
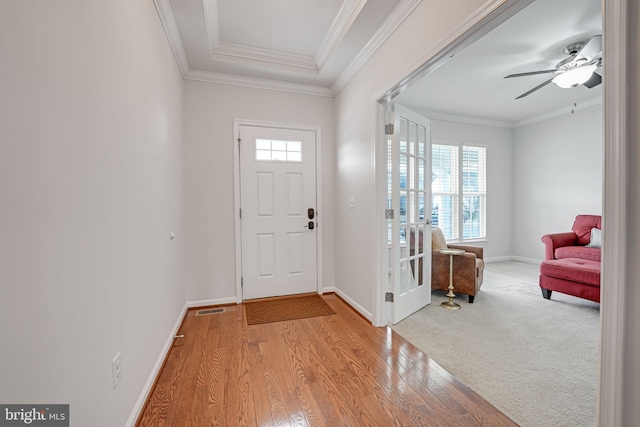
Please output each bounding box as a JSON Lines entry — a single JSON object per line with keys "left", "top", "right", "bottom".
{"left": 239, "top": 124, "right": 317, "bottom": 300}
{"left": 391, "top": 104, "right": 432, "bottom": 324}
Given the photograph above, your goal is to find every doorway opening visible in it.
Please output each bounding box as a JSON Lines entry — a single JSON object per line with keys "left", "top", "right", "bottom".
{"left": 372, "top": 0, "right": 626, "bottom": 424}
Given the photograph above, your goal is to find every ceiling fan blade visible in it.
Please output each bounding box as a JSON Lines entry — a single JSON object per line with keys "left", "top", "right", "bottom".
{"left": 574, "top": 35, "right": 602, "bottom": 63}
{"left": 515, "top": 78, "right": 554, "bottom": 99}
{"left": 504, "top": 69, "right": 557, "bottom": 78}
{"left": 583, "top": 72, "right": 602, "bottom": 88}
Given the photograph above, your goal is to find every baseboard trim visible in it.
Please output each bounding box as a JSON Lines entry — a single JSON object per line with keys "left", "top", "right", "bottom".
{"left": 186, "top": 297, "right": 238, "bottom": 308}
{"left": 484, "top": 256, "right": 541, "bottom": 264}
{"left": 125, "top": 303, "right": 189, "bottom": 427}
{"left": 510, "top": 256, "right": 541, "bottom": 265}
{"left": 334, "top": 288, "right": 372, "bottom": 321}
{"left": 483, "top": 256, "right": 513, "bottom": 263}
{"left": 126, "top": 296, "right": 238, "bottom": 425}
{"left": 322, "top": 286, "right": 336, "bottom": 293}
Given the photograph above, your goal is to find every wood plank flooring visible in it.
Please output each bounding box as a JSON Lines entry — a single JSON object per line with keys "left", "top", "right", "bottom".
{"left": 136, "top": 294, "right": 516, "bottom": 427}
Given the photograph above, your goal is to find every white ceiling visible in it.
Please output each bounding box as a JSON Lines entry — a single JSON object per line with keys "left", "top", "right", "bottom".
{"left": 158, "top": 0, "right": 602, "bottom": 122}
{"left": 164, "top": 0, "right": 405, "bottom": 90}
{"left": 394, "top": 0, "right": 603, "bottom": 125}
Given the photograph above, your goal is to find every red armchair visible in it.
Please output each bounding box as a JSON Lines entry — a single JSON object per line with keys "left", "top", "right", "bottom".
{"left": 541, "top": 214, "right": 601, "bottom": 262}
{"left": 539, "top": 215, "right": 601, "bottom": 303}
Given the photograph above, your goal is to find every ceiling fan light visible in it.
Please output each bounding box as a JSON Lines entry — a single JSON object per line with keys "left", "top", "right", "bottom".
{"left": 552, "top": 65, "right": 597, "bottom": 88}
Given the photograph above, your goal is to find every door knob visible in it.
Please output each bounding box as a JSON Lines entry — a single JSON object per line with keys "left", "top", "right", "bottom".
{"left": 304, "top": 221, "right": 315, "bottom": 230}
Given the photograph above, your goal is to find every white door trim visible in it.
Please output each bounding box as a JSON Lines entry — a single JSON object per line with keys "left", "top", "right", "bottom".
{"left": 371, "top": 0, "right": 536, "bottom": 327}
{"left": 599, "top": 0, "right": 627, "bottom": 425}
{"left": 233, "top": 119, "right": 323, "bottom": 303}
{"left": 372, "top": 0, "right": 627, "bottom": 424}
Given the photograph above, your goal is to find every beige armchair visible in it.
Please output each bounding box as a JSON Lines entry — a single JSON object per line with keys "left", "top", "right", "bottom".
{"left": 410, "top": 227, "right": 484, "bottom": 303}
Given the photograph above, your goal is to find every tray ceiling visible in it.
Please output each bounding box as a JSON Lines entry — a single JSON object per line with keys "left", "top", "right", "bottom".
{"left": 159, "top": 0, "right": 409, "bottom": 94}
{"left": 155, "top": 0, "right": 603, "bottom": 123}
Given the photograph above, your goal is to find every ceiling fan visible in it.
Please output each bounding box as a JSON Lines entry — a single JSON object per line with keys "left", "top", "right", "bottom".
{"left": 505, "top": 35, "right": 602, "bottom": 99}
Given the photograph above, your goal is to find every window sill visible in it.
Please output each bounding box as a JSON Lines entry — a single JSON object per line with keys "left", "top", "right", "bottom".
{"left": 446, "top": 239, "right": 488, "bottom": 244}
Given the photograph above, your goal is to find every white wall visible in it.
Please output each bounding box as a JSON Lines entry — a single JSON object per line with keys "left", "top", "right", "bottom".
{"left": 333, "top": 0, "right": 491, "bottom": 315}
{"left": 182, "top": 81, "right": 335, "bottom": 302}
{"left": 427, "top": 118, "right": 513, "bottom": 260}
{"left": 511, "top": 104, "right": 603, "bottom": 260}
{"left": 0, "top": 1, "right": 184, "bottom": 426}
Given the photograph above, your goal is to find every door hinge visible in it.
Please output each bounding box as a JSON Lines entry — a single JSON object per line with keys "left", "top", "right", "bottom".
{"left": 385, "top": 209, "right": 394, "bottom": 219}
{"left": 385, "top": 124, "right": 394, "bottom": 135}
{"left": 385, "top": 292, "right": 394, "bottom": 302}
{"left": 237, "top": 138, "right": 241, "bottom": 150}
{"left": 241, "top": 277, "right": 244, "bottom": 288}
{"left": 239, "top": 208, "right": 242, "bottom": 219}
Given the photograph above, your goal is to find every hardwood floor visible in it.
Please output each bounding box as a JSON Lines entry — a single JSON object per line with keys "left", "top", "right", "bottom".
{"left": 136, "top": 294, "right": 516, "bottom": 427}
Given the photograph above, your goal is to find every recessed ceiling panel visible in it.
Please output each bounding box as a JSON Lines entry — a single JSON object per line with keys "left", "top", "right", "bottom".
{"left": 217, "top": 0, "right": 344, "bottom": 56}
{"left": 164, "top": 0, "right": 415, "bottom": 91}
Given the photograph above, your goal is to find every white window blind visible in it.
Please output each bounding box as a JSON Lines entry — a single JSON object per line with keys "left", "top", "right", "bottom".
{"left": 461, "top": 145, "right": 487, "bottom": 239}
{"left": 432, "top": 144, "right": 459, "bottom": 239}
{"left": 432, "top": 143, "right": 486, "bottom": 241}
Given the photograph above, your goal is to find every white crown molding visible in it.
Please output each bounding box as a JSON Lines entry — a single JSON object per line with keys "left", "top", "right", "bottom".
{"left": 412, "top": 97, "right": 602, "bottom": 129}
{"left": 513, "top": 97, "right": 602, "bottom": 127}
{"left": 203, "top": 0, "right": 319, "bottom": 74}
{"left": 315, "top": 0, "right": 369, "bottom": 70}
{"left": 415, "top": 108, "right": 513, "bottom": 128}
{"left": 211, "top": 41, "right": 319, "bottom": 74}
{"left": 203, "top": 0, "right": 220, "bottom": 53}
{"left": 153, "top": 0, "right": 424, "bottom": 99}
{"left": 331, "top": 0, "right": 423, "bottom": 96}
{"left": 153, "top": 0, "right": 190, "bottom": 77}
{"left": 185, "top": 69, "right": 333, "bottom": 97}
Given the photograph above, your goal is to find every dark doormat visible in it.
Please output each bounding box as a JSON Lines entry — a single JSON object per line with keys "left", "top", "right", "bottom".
{"left": 244, "top": 294, "right": 335, "bottom": 325}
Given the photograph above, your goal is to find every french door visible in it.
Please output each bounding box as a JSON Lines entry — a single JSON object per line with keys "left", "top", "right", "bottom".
{"left": 389, "top": 104, "right": 432, "bottom": 324}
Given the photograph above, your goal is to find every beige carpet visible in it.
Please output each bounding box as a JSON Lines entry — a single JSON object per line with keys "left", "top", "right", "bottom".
{"left": 392, "top": 260, "right": 600, "bottom": 427}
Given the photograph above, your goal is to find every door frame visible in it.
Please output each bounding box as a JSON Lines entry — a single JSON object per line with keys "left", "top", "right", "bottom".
{"left": 372, "top": 0, "right": 537, "bottom": 328}
{"left": 233, "top": 119, "right": 323, "bottom": 303}
{"left": 371, "top": 1, "right": 628, "bottom": 425}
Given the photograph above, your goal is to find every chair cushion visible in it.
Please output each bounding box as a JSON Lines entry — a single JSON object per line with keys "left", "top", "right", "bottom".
{"left": 555, "top": 246, "right": 601, "bottom": 262}
{"left": 540, "top": 258, "right": 601, "bottom": 287}
{"left": 431, "top": 227, "right": 448, "bottom": 250}
{"left": 476, "top": 259, "right": 484, "bottom": 277}
{"left": 572, "top": 215, "right": 602, "bottom": 245}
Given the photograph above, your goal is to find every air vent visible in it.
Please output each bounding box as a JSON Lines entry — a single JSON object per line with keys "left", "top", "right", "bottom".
{"left": 195, "top": 308, "right": 225, "bottom": 316}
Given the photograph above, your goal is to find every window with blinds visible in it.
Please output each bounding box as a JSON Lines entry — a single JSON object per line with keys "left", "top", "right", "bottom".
{"left": 432, "top": 143, "right": 486, "bottom": 241}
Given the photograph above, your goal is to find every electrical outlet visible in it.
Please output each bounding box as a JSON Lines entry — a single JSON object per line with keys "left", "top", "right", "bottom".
{"left": 112, "top": 351, "right": 122, "bottom": 388}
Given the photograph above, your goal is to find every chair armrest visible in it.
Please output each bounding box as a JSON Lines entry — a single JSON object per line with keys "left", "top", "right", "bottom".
{"left": 541, "top": 232, "right": 577, "bottom": 260}
{"left": 447, "top": 244, "right": 483, "bottom": 260}
{"left": 431, "top": 250, "right": 478, "bottom": 295}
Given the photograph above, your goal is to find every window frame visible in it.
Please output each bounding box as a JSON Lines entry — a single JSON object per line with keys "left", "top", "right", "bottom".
{"left": 432, "top": 140, "right": 487, "bottom": 243}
